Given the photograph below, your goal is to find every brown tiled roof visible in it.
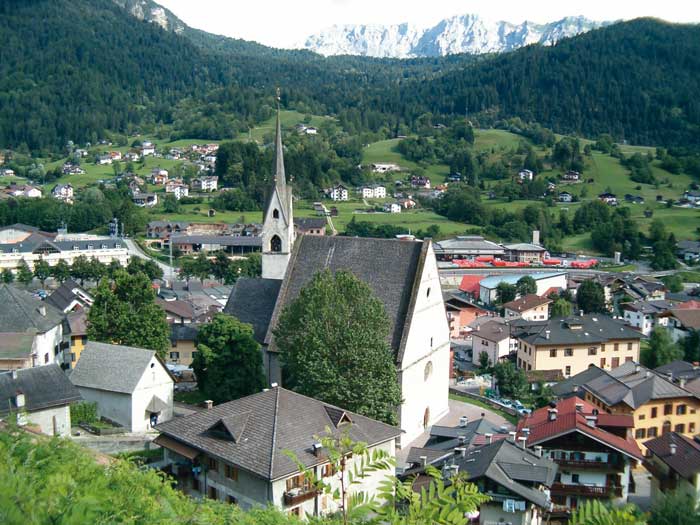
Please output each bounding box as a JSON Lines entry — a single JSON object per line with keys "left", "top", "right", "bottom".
{"left": 503, "top": 294, "right": 551, "bottom": 313}
{"left": 644, "top": 432, "right": 700, "bottom": 480}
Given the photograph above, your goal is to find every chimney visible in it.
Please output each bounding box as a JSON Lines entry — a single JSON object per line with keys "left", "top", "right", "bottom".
{"left": 545, "top": 330, "right": 550, "bottom": 340}
{"left": 11, "top": 370, "right": 18, "bottom": 380}
{"left": 635, "top": 364, "right": 641, "bottom": 374}
{"left": 270, "top": 382, "right": 278, "bottom": 388}
{"left": 585, "top": 416, "right": 597, "bottom": 428}
{"left": 459, "top": 416, "right": 469, "bottom": 427}
{"left": 522, "top": 428, "right": 530, "bottom": 436}
{"left": 38, "top": 305, "right": 46, "bottom": 317}
{"left": 312, "top": 442, "right": 323, "bottom": 456}
{"left": 419, "top": 456, "right": 428, "bottom": 467}
{"left": 575, "top": 403, "right": 583, "bottom": 412}
{"left": 485, "top": 433, "right": 493, "bottom": 444}
{"left": 455, "top": 447, "right": 467, "bottom": 458}
{"left": 518, "top": 436, "right": 527, "bottom": 449}
{"left": 579, "top": 310, "right": 584, "bottom": 317}
{"left": 534, "top": 446, "right": 543, "bottom": 458}
{"left": 204, "top": 400, "right": 213, "bottom": 410}
{"left": 679, "top": 378, "right": 687, "bottom": 388}
{"left": 548, "top": 409, "right": 558, "bottom": 422}
{"left": 532, "top": 230, "right": 540, "bottom": 246}
{"left": 573, "top": 384, "right": 579, "bottom": 393}
{"left": 508, "top": 431, "right": 517, "bottom": 442}
{"left": 669, "top": 443, "right": 677, "bottom": 456}
{"left": 476, "top": 324, "right": 481, "bottom": 332}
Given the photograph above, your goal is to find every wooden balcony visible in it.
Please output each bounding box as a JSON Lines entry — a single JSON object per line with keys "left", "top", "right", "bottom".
{"left": 551, "top": 482, "right": 622, "bottom": 498}
{"left": 553, "top": 458, "right": 621, "bottom": 470}
{"left": 283, "top": 488, "right": 318, "bottom": 506}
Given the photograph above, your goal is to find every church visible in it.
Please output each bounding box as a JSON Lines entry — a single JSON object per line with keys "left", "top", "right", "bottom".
{"left": 224, "top": 107, "right": 449, "bottom": 446}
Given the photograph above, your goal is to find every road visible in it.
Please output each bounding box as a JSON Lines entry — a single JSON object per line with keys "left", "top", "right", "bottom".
{"left": 124, "top": 238, "right": 177, "bottom": 280}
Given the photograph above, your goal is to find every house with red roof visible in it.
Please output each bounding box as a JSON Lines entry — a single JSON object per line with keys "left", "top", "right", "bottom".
{"left": 444, "top": 293, "right": 489, "bottom": 339}
{"left": 458, "top": 275, "right": 483, "bottom": 298}
{"left": 516, "top": 397, "right": 643, "bottom": 521}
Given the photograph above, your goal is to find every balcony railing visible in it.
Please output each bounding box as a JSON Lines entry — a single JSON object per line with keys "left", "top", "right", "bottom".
{"left": 551, "top": 483, "right": 622, "bottom": 498}
{"left": 553, "top": 458, "right": 621, "bottom": 470}
{"left": 283, "top": 488, "right": 318, "bottom": 506}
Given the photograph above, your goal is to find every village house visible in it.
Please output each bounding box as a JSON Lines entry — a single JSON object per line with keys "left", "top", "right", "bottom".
{"left": 326, "top": 184, "right": 349, "bottom": 201}
{"left": 410, "top": 175, "right": 430, "bottom": 189}
{"left": 677, "top": 240, "right": 700, "bottom": 263}
{"left": 132, "top": 192, "right": 158, "bottom": 207}
{"left": 383, "top": 202, "right": 401, "bottom": 213}
{"left": 562, "top": 171, "right": 581, "bottom": 182}
{"left": 503, "top": 242, "right": 548, "bottom": 263}
{"left": 0, "top": 285, "right": 67, "bottom": 370}
{"left": 444, "top": 293, "right": 489, "bottom": 339}
{"left": 0, "top": 365, "right": 81, "bottom": 436}
{"left": 621, "top": 299, "right": 675, "bottom": 336}
{"left": 66, "top": 310, "right": 87, "bottom": 368}
{"left": 0, "top": 167, "right": 15, "bottom": 177}
{"left": 154, "top": 387, "right": 400, "bottom": 514}
{"left": 514, "top": 314, "right": 641, "bottom": 377}
{"left": 191, "top": 176, "right": 219, "bottom": 192}
{"left": 683, "top": 190, "right": 700, "bottom": 204}
{"left": 141, "top": 141, "right": 156, "bottom": 156}
{"left": 558, "top": 191, "right": 573, "bottom": 203}
{"left": 61, "top": 163, "right": 85, "bottom": 175}
{"left": 51, "top": 184, "right": 74, "bottom": 202}
{"left": 225, "top": 110, "right": 450, "bottom": 446}
{"left": 294, "top": 218, "right": 326, "bottom": 236}
{"left": 644, "top": 432, "right": 700, "bottom": 506}
{"left": 659, "top": 308, "right": 700, "bottom": 342}
{"left": 169, "top": 325, "right": 199, "bottom": 367}
{"left": 471, "top": 319, "right": 515, "bottom": 366}
{"left": 156, "top": 298, "right": 195, "bottom": 325}
{"left": 503, "top": 294, "right": 552, "bottom": 321}
{"left": 517, "top": 397, "right": 642, "bottom": 521}
{"left": 151, "top": 168, "right": 169, "bottom": 185}
{"left": 45, "top": 279, "right": 93, "bottom": 313}
{"left": 433, "top": 235, "right": 506, "bottom": 261}
{"left": 69, "top": 342, "right": 174, "bottom": 432}
{"left": 5, "top": 184, "right": 42, "bottom": 198}
{"left": 598, "top": 192, "right": 618, "bottom": 205}
{"left": 518, "top": 169, "right": 534, "bottom": 182}
{"left": 560, "top": 361, "right": 700, "bottom": 453}
{"left": 404, "top": 439, "right": 558, "bottom": 525}
{"left": 371, "top": 163, "right": 401, "bottom": 173}
{"left": 359, "top": 184, "right": 387, "bottom": 199}
{"left": 165, "top": 180, "right": 189, "bottom": 200}
{"left": 97, "top": 154, "right": 112, "bottom": 165}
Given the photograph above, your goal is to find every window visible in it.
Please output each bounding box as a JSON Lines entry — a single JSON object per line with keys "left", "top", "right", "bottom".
{"left": 651, "top": 407, "right": 658, "bottom": 418}
{"left": 528, "top": 364, "right": 532, "bottom": 371}
{"left": 588, "top": 347, "right": 597, "bottom": 356}
{"left": 647, "top": 427, "right": 658, "bottom": 437}
{"left": 572, "top": 474, "right": 580, "bottom": 483}
{"left": 690, "top": 422, "right": 696, "bottom": 433}
{"left": 627, "top": 342, "right": 633, "bottom": 351}
{"left": 614, "top": 343, "right": 619, "bottom": 351}
{"left": 638, "top": 414, "right": 646, "bottom": 420}
{"left": 625, "top": 356, "right": 633, "bottom": 363}
{"left": 71, "top": 353, "right": 76, "bottom": 362}
{"left": 115, "top": 243, "right": 121, "bottom": 248}
{"left": 430, "top": 337, "right": 433, "bottom": 348}
{"left": 424, "top": 361, "right": 433, "bottom": 381}
{"left": 273, "top": 209, "right": 279, "bottom": 219}
{"left": 208, "top": 457, "right": 218, "bottom": 472}
{"left": 483, "top": 340, "right": 489, "bottom": 347}
{"left": 611, "top": 357, "right": 620, "bottom": 368}
{"left": 286, "top": 473, "right": 310, "bottom": 492}
{"left": 600, "top": 358, "right": 606, "bottom": 368}
{"left": 289, "top": 507, "right": 302, "bottom": 517}
{"left": 565, "top": 348, "right": 573, "bottom": 357}
{"left": 321, "top": 464, "right": 335, "bottom": 478}
{"left": 664, "top": 404, "right": 673, "bottom": 416}
{"left": 227, "top": 495, "right": 238, "bottom": 505}
{"left": 224, "top": 464, "right": 239, "bottom": 481}
{"left": 549, "top": 349, "right": 557, "bottom": 357}
{"left": 565, "top": 366, "right": 571, "bottom": 376}
{"left": 676, "top": 404, "right": 687, "bottom": 415}
{"left": 44, "top": 353, "right": 49, "bottom": 364}
{"left": 208, "top": 486, "right": 218, "bottom": 500}
{"left": 170, "top": 352, "right": 180, "bottom": 360}
{"left": 427, "top": 287, "right": 431, "bottom": 298}
{"left": 270, "top": 235, "right": 282, "bottom": 253}
{"left": 674, "top": 424, "right": 686, "bottom": 433}
{"left": 635, "top": 428, "right": 646, "bottom": 439}
{"left": 87, "top": 244, "right": 94, "bottom": 250}
{"left": 662, "top": 421, "right": 671, "bottom": 434}
{"left": 101, "top": 244, "right": 107, "bottom": 249}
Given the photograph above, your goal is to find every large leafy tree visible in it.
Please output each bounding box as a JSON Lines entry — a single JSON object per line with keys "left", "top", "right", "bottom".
{"left": 87, "top": 270, "right": 170, "bottom": 357}
{"left": 493, "top": 362, "right": 528, "bottom": 399}
{"left": 496, "top": 283, "right": 517, "bottom": 304}
{"left": 551, "top": 298, "right": 573, "bottom": 318}
{"left": 275, "top": 270, "right": 402, "bottom": 425}
{"left": 192, "top": 314, "right": 266, "bottom": 404}
{"left": 32, "top": 258, "right": 51, "bottom": 286}
{"left": 51, "top": 259, "right": 71, "bottom": 283}
{"left": 16, "top": 260, "right": 33, "bottom": 285}
{"left": 649, "top": 491, "right": 700, "bottom": 525}
{"left": 516, "top": 276, "right": 537, "bottom": 296}
{"left": 576, "top": 280, "right": 607, "bottom": 313}
{"left": 642, "top": 328, "right": 683, "bottom": 369}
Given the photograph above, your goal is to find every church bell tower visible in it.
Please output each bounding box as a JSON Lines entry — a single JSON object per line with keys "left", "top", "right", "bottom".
{"left": 261, "top": 92, "right": 295, "bottom": 280}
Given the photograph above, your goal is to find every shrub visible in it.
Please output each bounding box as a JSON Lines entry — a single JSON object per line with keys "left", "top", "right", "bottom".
{"left": 71, "top": 401, "right": 98, "bottom": 424}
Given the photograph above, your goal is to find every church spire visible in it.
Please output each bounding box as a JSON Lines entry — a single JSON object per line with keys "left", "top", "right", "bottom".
{"left": 273, "top": 88, "right": 287, "bottom": 194}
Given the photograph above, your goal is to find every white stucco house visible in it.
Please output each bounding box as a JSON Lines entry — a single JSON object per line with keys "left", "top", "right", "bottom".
{"left": 471, "top": 320, "right": 514, "bottom": 366}
{"left": 0, "top": 364, "right": 81, "bottom": 436}
{"left": 155, "top": 387, "right": 400, "bottom": 514}
{"left": 69, "top": 341, "right": 174, "bottom": 432}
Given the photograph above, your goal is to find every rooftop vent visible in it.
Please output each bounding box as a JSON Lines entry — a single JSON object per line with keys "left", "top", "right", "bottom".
{"left": 455, "top": 447, "right": 467, "bottom": 458}
{"left": 485, "top": 433, "right": 493, "bottom": 444}
{"left": 419, "top": 455, "right": 428, "bottom": 467}
{"left": 517, "top": 436, "right": 527, "bottom": 449}
{"left": 669, "top": 443, "right": 677, "bottom": 456}
{"left": 534, "top": 445, "right": 543, "bottom": 458}
{"left": 545, "top": 330, "right": 551, "bottom": 340}
{"left": 508, "top": 431, "right": 517, "bottom": 442}
{"left": 548, "top": 408, "right": 558, "bottom": 422}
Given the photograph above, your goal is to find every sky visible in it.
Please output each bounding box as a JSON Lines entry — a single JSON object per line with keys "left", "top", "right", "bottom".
{"left": 157, "top": 0, "right": 700, "bottom": 48}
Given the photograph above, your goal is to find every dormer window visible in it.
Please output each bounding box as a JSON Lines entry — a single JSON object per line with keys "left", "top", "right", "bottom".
{"left": 273, "top": 209, "right": 280, "bottom": 219}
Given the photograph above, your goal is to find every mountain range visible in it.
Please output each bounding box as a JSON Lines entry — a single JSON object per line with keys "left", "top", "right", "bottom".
{"left": 300, "top": 14, "right": 610, "bottom": 58}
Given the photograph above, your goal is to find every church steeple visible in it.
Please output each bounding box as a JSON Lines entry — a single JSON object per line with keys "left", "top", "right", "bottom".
{"left": 261, "top": 90, "right": 295, "bottom": 280}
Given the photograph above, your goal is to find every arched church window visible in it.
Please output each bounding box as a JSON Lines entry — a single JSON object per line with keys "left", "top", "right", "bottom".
{"left": 424, "top": 361, "right": 433, "bottom": 381}
{"left": 273, "top": 209, "right": 279, "bottom": 219}
{"left": 271, "top": 235, "right": 282, "bottom": 253}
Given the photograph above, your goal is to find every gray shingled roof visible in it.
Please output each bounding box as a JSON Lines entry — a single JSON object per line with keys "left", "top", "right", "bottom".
{"left": 224, "top": 278, "right": 282, "bottom": 344}
{"left": 583, "top": 361, "right": 694, "bottom": 409}
{"left": 515, "top": 314, "right": 642, "bottom": 347}
{"left": 265, "top": 235, "right": 427, "bottom": 362}
{"left": 0, "top": 333, "right": 36, "bottom": 360}
{"left": 69, "top": 341, "right": 165, "bottom": 394}
{"left": 0, "top": 364, "right": 81, "bottom": 415}
{"left": 551, "top": 365, "right": 607, "bottom": 398}
{"left": 45, "top": 280, "right": 89, "bottom": 312}
{"left": 0, "top": 285, "right": 64, "bottom": 333}
{"left": 473, "top": 320, "right": 511, "bottom": 343}
{"left": 155, "top": 387, "right": 401, "bottom": 480}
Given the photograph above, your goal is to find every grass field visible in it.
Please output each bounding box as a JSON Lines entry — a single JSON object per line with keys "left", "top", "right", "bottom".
{"left": 361, "top": 139, "right": 450, "bottom": 185}
{"left": 248, "top": 110, "right": 334, "bottom": 143}
{"left": 473, "top": 129, "right": 524, "bottom": 152}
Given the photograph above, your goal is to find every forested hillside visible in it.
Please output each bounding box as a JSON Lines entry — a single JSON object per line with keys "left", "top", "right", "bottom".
{"left": 1, "top": 0, "right": 699, "bottom": 153}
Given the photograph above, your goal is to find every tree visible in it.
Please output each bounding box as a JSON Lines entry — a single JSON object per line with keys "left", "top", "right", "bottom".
{"left": 87, "top": 270, "right": 170, "bottom": 357}
{"left": 16, "top": 260, "right": 33, "bottom": 285}
{"left": 493, "top": 361, "right": 528, "bottom": 399}
{"left": 478, "top": 351, "right": 491, "bottom": 373}
{"left": 127, "top": 257, "right": 163, "bottom": 281}
{"left": 551, "top": 298, "right": 573, "bottom": 318}
{"left": 496, "top": 282, "right": 517, "bottom": 304}
{"left": 681, "top": 329, "right": 700, "bottom": 363}
{"left": 179, "top": 253, "right": 211, "bottom": 283}
{"left": 662, "top": 274, "right": 684, "bottom": 293}
{"left": 192, "top": 314, "right": 266, "bottom": 404}
{"left": 642, "top": 328, "right": 683, "bottom": 368}
{"left": 70, "top": 255, "right": 92, "bottom": 285}
{"left": 649, "top": 491, "right": 700, "bottom": 525}
{"left": 51, "top": 259, "right": 71, "bottom": 283}
{"left": 571, "top": 500, "right": 646, "bottom": 525}
{"left": 275, "top": 270, "right": 402, "bottom": 425}
{"left": 1, "top": 269, "right": 14, "bottom": 284}
{"left": 576, "top": 280, "right": 606, "bottom": 313}
{"left": 162, "top": 193, "right": 181, "bottom": 213}
{"left": 32, "top": 258, "right": 51, "bottom": 286}
{"left": 516, "top": 276, "right": 537, "bottom": 296}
